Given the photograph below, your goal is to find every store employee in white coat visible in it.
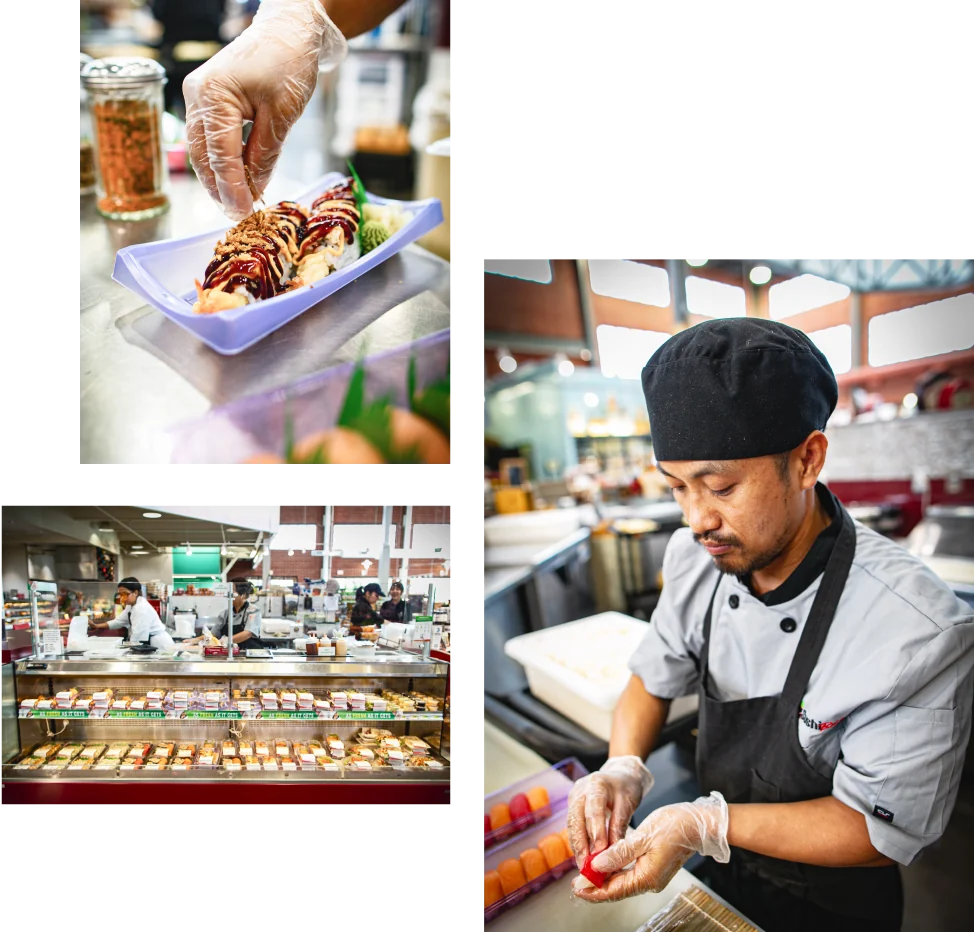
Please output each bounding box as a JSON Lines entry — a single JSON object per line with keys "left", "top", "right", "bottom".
{"left": 90, "top": 577, "right": 175, "bottom": 650}
{"left": 567, "top": 319, "right": 974, "bottom": 932}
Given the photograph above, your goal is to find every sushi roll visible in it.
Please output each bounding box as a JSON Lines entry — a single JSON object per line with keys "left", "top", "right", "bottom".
{"left": 290, "top": 178, "right": 361, "bottom": 287}
{"left": 192, "top": 201, "right": 307, "bottom": 314}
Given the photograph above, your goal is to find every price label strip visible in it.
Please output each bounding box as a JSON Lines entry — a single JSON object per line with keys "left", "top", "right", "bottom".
{"left": 184, "top": 710, "right": 242, "bottom": 720}
{"left": 106, "top": 710, "right": 167, "bottom": 719}
{"left": 31, "top": 709, "right": 90, "bottom": 719}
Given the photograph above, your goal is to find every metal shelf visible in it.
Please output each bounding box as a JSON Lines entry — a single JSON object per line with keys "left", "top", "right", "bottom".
{"left": 20, "top": 712, "right": 443, "bottom": 723}
{"left": 16, "top": 656, "right": 448, "bottom": 677}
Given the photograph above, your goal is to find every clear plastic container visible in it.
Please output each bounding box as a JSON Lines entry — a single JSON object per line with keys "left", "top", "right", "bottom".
{"left": 81, "top": 57, "right": 169, "bottom": 220}
{"left": 484, "top": 758, "right": 587, "bottom": 852}
{"left": 484, "top": 760, "right": 591, "bottom": 923}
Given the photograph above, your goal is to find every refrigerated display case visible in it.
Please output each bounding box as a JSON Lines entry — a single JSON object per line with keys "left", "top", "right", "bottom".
{"left": 3, "top": 651, "right": 449, "bottom": 803}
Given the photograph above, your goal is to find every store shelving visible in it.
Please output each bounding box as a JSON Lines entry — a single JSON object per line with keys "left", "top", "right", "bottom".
{"left": 4, "top": 654, "right": 449, "bottom": 802}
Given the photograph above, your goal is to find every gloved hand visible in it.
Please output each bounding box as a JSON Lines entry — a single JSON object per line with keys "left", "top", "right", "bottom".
{"left": 567, "top": 756, "right": 655, "bottom": 870}
{"left": 183, "top": 0, "right": 347, "bottom": 220}
{"left": 572, "top": 792, "right": 730, "bottom": 903}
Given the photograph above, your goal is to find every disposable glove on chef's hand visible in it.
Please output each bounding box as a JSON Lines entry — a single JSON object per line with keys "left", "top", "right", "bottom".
{"left": 184, "top": 0, "right": 347, "bottom": 220}
{"left": 567, "top": 755, "right": 655, "bottom": 870}
{"left": 572, "top": 791, "right": 730, "bottom": 903}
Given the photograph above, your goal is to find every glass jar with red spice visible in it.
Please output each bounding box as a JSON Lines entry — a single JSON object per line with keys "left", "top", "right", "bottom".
{"left": 81, "top": 57, "right": 170, "bottom": 220}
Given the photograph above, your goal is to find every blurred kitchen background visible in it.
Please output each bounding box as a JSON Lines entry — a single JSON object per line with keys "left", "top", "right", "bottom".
{"left": 81, "top": 0, "right": 450, "bottom": 258}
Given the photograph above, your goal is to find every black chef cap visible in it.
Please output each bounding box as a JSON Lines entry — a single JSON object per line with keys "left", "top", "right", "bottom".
{"left": 117, "top": 577, "right": 141, "bottom": 593}
{"left": 361, "top": 582, "right": 385, "bottom": 597}
{"left": 641, "top": 318, "right": 838, "bottom": 461}
{"left": 231, "top": 578, "right": 253, "bottom": 596}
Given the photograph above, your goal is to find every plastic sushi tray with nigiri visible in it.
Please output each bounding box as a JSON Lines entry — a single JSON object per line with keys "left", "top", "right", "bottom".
{"left": 484, "top": 812, "right": 578, "bottom": 922}
{"left": 112, "top": 169, "right": 443, "bottom": 355}
{"left": 166, "top": 328, "right": 449, "bottom": 463}
{"left": 485, "top": 757, "right": 587, "bottom": 850}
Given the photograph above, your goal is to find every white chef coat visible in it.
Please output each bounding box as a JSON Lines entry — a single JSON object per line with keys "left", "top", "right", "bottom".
{"left": 108, "top": 595, "right": 175, "bottom": 649}
{"left": 629, "top": 516, "right": 974, "bottom": 866}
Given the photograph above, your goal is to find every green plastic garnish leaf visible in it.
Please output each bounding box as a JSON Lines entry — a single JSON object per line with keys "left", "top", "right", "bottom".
{"left": 283, "top": 410, "right": 296, "bottom": 462}
{"left": 412, "top": 389, "right": 450, "bottom": 438}
{"left": 346, "top": 399, "right": 395, "bottom": 461}
{"left": 407, "top": 357, "right": 418, "bottom": 408}
{"left": 337, "top": 363, "right": 366, "bottom": 428}
{"left": 346, "top": 160, "right": 368, "bottom": 216}
{"left": 409, "top": 364, "right": 451, "bottom": 437}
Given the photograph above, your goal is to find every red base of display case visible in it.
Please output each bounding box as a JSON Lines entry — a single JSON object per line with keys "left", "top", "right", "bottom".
{"left": 2, "top": 779, "right": 449, "bottom": 805}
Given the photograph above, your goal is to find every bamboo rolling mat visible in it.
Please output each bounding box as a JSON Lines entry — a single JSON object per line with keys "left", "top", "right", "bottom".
{"left": 639, "top": 885, "right": 760, "bottom": 932}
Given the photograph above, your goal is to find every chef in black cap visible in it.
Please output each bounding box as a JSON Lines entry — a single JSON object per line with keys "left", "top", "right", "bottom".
{"left": 567, "top": 319, "right": 974, "bottom": 932}
{"left": 349, "top": 582, "right": 385, "bottom": 640}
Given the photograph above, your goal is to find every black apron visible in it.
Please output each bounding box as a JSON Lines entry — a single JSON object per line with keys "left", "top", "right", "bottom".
{"left": 694, "top": 502, "right": 903, "bottom": 931}
{"left": 229, "top": 608, "right": 264, "bottom": 649}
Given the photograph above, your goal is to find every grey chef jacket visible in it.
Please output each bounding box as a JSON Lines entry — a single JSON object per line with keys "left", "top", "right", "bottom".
{"left": 214, "top": 603, "right": 262, "bottom": 640}
{"left": 629, "top": 501, "right": 974, "bottom": 866}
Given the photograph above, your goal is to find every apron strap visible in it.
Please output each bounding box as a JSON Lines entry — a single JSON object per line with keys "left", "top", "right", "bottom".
{"left": 781, "top": 504, "right": 857, "bottom": 706}
{"left": 698, "top": 574, "right": 724, "bottom": 679}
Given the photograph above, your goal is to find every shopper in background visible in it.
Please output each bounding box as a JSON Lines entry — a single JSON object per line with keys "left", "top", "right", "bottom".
{"left": 380, "top": 580, "right": 406, "bottom": 622}
{"left": 90, "top": 577, "right": 175, "bottom": 650}
{"left": 183, "top": 0, "right": 409, "bottom": 220}
{"left": 349, "top": 583, "right": 384, "bottom": 640}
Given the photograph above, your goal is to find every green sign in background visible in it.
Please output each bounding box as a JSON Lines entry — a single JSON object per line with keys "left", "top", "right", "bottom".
{"left": 172, "top": 547, "right": 221, "bottom": 576}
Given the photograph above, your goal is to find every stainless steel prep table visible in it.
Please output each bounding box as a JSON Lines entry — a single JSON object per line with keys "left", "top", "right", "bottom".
{"left": 81, "top": 160, "right": 449, "bottom": 463}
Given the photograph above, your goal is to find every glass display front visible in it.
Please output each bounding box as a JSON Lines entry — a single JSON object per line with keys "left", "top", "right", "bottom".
{"left": 6, "top": 658, "right": 449, "bottom": 784}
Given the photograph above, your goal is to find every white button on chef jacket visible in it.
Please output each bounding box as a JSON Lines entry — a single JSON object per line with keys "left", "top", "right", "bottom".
{"left": 108, "top": 595, "right": 174, "bottom": 648}
{"left": 629, "top": 522, "right": 974, "bottom": 866}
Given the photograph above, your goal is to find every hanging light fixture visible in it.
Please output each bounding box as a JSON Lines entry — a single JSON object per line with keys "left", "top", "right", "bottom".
{"left": 496, "top": 346, "right": 516, "bottom": 373}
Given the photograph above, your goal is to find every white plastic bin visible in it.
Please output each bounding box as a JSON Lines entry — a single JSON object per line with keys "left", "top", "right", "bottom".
{"left": 484, "top": 510, "right": 580, "bottom": 549}
{"left": 504, "top": 612, "right": 697, "bottom": 741}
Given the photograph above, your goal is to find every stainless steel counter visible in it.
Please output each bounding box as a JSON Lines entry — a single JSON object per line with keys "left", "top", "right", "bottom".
{"left": 81, "top": 143, "right": 449, "bottom": 463}
{"left": 17, "top": 653, "right": 448, "bottom": 678}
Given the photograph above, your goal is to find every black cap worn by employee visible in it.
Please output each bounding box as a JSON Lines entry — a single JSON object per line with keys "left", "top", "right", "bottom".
{"left": 117, "top": 577, "right": 142, "bottom": 593}
{"left": 641, "top": 318, "right": 838, "bottom": 461}
{"left": 626, "top": 319, "right": 913, "bottom": 930}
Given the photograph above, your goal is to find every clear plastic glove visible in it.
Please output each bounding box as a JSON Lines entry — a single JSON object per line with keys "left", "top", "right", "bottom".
{"left": 183, "top": 0, "right": 347, "bottom": 220}
{"left": 567, "top": 755, "right": 655, "bottom": 870}
{"left": 572, "top": 791, "right": 730, "bottom": 903}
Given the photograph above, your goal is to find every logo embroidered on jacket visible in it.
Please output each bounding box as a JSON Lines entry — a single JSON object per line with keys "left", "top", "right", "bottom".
{"left": 798, "top": 701, "right": 843, "bottom": 732}
{"left": 873, "top": 805, "right": 894, "bottom": 823}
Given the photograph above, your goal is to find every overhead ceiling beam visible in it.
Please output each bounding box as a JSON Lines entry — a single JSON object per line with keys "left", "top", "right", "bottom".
{"left": 574, "top": 260, "right": 599, "bottom": 366}
{"left": 96, "top": 507, "right": 162, "bottom": 552}
{"left": 484, "top": 331, "right": 588, "bottom": 355}
{"left": 762, "top": 259, "right": 974, "bottom": 292}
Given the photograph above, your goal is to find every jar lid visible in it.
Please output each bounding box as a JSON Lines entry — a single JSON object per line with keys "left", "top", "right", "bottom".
{"left": 81, "top": 57, "right": 167, "bottom": 88}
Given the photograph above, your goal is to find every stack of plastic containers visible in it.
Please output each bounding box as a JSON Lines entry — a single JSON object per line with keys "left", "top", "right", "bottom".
{"left": 484, "top": 758, "right": 588, "bottom": 922}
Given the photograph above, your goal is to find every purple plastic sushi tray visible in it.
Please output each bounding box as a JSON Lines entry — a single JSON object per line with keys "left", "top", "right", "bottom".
{"left": 112, "top": 172, "right": 443, "bottom": 355}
